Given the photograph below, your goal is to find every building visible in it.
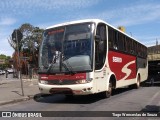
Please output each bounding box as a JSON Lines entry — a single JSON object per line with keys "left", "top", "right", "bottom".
{"left": 0, "top": 59, "right": 5, "bottom": 65}
{"left": 148, "top": 45, "right": 160, "bottom": 61}
{"left": 148, "top": 45, "right": 160, "bottom": 82}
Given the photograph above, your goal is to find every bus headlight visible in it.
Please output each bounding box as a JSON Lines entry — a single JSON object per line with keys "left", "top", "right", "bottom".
{"left": 75, "top": 78, "right": 93, "bottom": 84}
{"left": 40, "top": 80, "right": 48, "bottom": 84}
{"left": 75, "top": 79, "right": 86, "bottom": 84}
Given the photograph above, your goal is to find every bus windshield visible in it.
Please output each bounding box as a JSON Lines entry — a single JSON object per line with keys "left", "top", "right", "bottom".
{"left": 39, "top": 23, "right": 94, "bottom": 74}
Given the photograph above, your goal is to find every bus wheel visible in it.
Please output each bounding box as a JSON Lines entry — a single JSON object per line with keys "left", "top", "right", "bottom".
{"left": 101, "top": 82, "right": 112, "bottom": 98}
{"left": 135, "top": 75, "right": 140, "bottom": 89}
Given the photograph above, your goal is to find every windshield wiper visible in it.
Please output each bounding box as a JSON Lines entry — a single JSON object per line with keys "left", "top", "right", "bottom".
{"left": 47, "top": 59, "right": 75, "bottom": 74}
{"left": 47, "top": 50, "right": 61, "bottom": 73}
{"left": 47, "top": 62, "right": 55, "bottom": 73}
{"left": 62, "top": 55, "right": 76, "bottom": 75}
{"left": 61, "top": 62, "right": 75, "bottom": 74}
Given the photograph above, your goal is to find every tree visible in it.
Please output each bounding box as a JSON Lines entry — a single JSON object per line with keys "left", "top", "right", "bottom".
{"left": 8, "top": 23, "right": 44, "bottom": 73}
{"left": 8, "top": 29, "right": 23, "bottom": 52}
{"left": 8, "top": 23, "right": 44, "bottom": 74}
{"left": 20, "top": 25, "right": 44, "bottom": 67}
{"left": 30, "top": 27, "right": 44, "bottom": 66}
{"left": 19, "top": 23, "right": 34, "bottom": 50}
{"left": 0, "top": 54, "right": 11, "bottom": 70}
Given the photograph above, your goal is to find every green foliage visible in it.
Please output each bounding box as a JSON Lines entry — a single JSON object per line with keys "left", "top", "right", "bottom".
{"left": 0, "top": 54, "right": 11, "bottom": 60}
{"left": 9, "top": 23, "right": 44, "bottom": 53}
{"left": 8, "top": 23, "right": 44, "bottom": 70}
{"left": 0, "top": 54, "right": 11, "bottom": 70}
{"left": 0, "top": 54, "right": 6, "bottom": 59}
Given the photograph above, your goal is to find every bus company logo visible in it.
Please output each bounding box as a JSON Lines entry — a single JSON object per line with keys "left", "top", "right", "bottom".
{"left": 59, "top": 79, "right": 63, "bottom": 84}
{"left": 120, "top": 60, "right": 136, "bottom": 80}
{"left": 112, "top": 56, "right": 122, "bottom": 63}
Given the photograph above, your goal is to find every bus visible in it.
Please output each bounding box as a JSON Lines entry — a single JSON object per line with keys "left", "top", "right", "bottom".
{"left": 38, "top": 19, "right": 148, "bottom": 98}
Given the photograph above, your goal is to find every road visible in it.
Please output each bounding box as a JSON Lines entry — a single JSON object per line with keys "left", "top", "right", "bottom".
{"left": 0, "top": 81, "right": 159, "bottom": 120}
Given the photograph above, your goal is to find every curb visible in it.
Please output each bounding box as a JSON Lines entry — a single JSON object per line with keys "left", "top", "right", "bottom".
{"left": 0, "top": 95, "right": 34, "bottom": 106}
{"left": 0, "top": 94, "right": 50, "bottom": 106}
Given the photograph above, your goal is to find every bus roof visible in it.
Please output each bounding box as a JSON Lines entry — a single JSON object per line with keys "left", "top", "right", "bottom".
{"left": 46, "top": 19, "right": 104, "bottom": 29}
{"left": 46, "top": 19, "right": 146, "bottom": 47}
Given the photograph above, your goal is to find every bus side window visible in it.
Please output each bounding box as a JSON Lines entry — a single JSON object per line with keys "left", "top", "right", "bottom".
{"left": 134, "top": 41, "right": 137, "bottom": 55}
{"left": 108, "top": 27, "right": 118, "bottom": 50}
{"left": 130, "top": 39, "right": 134, "bottom": 54}
{"left": 118, "top": 33, "right": 124, "bottom": 51}
{"left": 108, "top": 27, "right": 112, "bottom": 48}
{"left": 126, "top": 37, "right": 131, "bottom": 54}
{"left": 113, "top": 31, "right": 118, "bottom": 50}
{"left": 137, "top": 44, "right": 141, "bottom": 57}
{"left": 124, "top": 36, "right": 127, "bottom": 52}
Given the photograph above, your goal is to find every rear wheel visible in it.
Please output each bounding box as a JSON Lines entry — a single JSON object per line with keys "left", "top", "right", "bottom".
{"left": 134, "top": 74, "right": 141, "bottom": 89}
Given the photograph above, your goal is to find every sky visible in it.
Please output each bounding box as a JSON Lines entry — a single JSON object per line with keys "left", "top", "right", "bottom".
{"left": 0, "top": 0, "right": 160, "bottom": 56}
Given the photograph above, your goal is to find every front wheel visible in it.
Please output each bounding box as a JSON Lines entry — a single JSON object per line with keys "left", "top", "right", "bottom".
{"left": 101, "top": 82, "right": 112, "bottom": 98}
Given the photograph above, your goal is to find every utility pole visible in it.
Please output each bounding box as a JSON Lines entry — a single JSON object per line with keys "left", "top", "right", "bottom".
{"left": 13, "top": 29, "right": 24, "bottom": 96}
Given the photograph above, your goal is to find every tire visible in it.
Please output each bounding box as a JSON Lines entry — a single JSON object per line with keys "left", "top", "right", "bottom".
{"left": 135, "top": 75, "right": 140, "bottom": 89}
{"left": 101, "top": 82, "right": 112, "bottom": 98}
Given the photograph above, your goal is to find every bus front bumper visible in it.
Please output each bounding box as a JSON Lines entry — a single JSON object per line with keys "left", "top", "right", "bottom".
{"left": 38, "top": 83, "right": 94, "bottom": 95}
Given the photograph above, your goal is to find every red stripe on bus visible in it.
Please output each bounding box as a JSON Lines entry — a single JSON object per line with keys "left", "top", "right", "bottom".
{"left": 40, "top": 73, "right": 86, "bottom": 80}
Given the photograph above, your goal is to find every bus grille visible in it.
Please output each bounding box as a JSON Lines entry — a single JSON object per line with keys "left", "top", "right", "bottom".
{"left": 49, "top": 88, "right": 73, "bottom": 94}
{"left": 47, "top": 80, "right": 77, "bottom": 85}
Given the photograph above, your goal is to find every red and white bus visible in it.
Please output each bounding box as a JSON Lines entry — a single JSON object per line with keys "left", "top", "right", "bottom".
{"left": 38, "top": 19, "right": 148, "bottom": 98}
